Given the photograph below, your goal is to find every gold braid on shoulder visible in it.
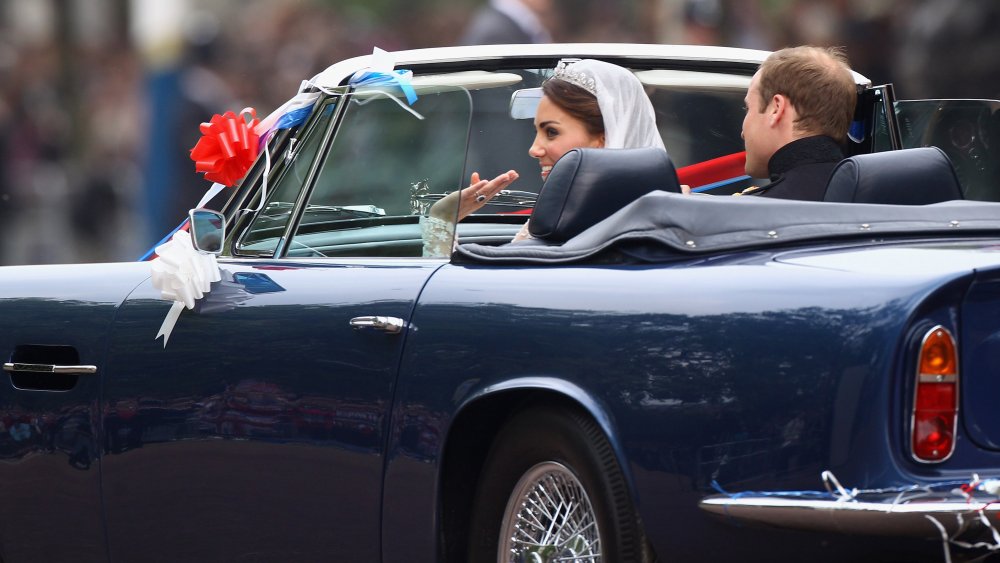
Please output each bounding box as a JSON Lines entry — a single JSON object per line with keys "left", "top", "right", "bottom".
{"left": 733, "top": 185, "right": 765, "bottom": 196}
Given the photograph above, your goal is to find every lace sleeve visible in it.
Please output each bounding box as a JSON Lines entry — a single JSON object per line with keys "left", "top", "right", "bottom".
{"left": 510, "top": 219, "right": 533, "bottom": 243}
{"left": 420, "top": 215, "right": 457, "bottom": 257}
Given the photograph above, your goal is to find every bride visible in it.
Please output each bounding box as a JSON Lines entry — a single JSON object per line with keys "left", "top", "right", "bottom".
{"left": 423, "top": 58, "right": 666, "bottom": 256}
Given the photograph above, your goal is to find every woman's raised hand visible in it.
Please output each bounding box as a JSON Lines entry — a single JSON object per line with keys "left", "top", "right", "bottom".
{"left": 430, "top": 170, "right": 520, "bottom": 221}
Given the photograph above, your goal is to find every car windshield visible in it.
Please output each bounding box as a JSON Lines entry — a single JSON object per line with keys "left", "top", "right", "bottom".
{"left": 235, "top": 64, "right": 753, "bottom": 258}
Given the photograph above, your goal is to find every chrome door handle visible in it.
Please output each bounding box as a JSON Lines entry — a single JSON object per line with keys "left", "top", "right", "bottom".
{"left": 4, "top": 362, "right": 97, "bottom": 375}
{"left": 349, "top": 316, "right": 406, "bottom": 334}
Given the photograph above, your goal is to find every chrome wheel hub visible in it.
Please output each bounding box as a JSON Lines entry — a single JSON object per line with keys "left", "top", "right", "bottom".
{"left": 498, "top": 461, "right": 601, "bottom": 562}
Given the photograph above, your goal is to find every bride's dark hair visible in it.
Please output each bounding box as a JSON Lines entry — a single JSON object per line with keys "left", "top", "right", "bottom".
{"left": 542, "top": 78, "right": 604, "bottom": 137}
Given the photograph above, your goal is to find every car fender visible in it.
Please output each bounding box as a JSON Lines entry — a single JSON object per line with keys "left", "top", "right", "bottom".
{"left": 457, "top": 375, "right": 636, "bottom": 494}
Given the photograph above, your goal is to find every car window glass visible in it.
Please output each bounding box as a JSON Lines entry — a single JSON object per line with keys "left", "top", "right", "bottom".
{"left": 237, "top": 102, "right": 338, "bottom": 256}
{"left": 285, "top": 87, "right": 473, "bottom": 257}
{"left": 645, "top": 84, "right": 747, "bottom": 167}
{"left": 639, "top": 69, "right": 751, "bottom": 194}
{"left": 460, "top": 69, "right": 547, "bottom": 221}
{"left": 896, "top": 99, "right": 1000, "bottom": 201}
{"left": 637, "top": 69, "right": 748, "bottom": 165}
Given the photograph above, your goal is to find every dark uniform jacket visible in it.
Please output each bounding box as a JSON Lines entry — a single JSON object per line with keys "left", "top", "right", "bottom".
{"left": 744, "top": 135, "right": 845, "bottom": 201}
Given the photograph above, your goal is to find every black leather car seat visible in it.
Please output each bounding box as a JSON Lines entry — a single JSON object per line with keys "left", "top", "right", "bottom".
{"left": 823, "top": 146, "right": 964, "bottom": 204}
{"left": 528, "top": 147, "right": 681, "bottom": 243}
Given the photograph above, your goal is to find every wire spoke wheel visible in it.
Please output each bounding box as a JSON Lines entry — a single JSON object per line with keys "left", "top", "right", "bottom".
{"left": 499, "top": 462, "right": 601, "bottom": 562}
{"left": 468, "top": 405, "right": 645, "bottom": 563}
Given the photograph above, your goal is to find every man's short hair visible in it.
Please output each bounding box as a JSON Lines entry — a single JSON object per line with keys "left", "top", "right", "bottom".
{"left": 757, "top": 46, "right": 857, "bottom": 142}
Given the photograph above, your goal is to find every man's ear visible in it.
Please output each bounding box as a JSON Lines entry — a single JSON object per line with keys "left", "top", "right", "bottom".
{"left": 768, "top": 94, "right": 788, "bottom": 127}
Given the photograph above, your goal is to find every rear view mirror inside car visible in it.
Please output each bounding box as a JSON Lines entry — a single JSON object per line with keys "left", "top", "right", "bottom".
{"left": 509, "top": 88, "right": 543, "bottom": 119}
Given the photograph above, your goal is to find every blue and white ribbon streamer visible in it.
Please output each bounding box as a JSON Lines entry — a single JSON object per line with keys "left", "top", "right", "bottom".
{"left": 255, "top": 90, "right": 321, "bottom": 140}
{"left": 349, "top": 68, "right": 418, "bottom": 105}
{"left": 348, "top": 47, "right": 418, "bottom": 105}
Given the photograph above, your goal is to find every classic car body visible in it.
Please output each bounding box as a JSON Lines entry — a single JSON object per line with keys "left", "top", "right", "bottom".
{"left": 2, "top": 44, "right": 1000, "bottom": 562}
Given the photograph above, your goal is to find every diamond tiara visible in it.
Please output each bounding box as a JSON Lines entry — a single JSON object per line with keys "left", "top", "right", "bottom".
{"left": 550, "top": 61, "right": 597, "bottom": 96}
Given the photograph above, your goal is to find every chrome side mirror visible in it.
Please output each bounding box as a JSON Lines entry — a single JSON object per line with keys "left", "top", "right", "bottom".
{"left": 509, "top": 87, "right": 543, "bottom": 119}
{"left": 189, "top": 208, "right": 225, "bottom": 255}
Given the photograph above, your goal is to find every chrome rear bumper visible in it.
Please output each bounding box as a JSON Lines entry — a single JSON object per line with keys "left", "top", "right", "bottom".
{"left": 700, "top": 495, "right": 1000, "bottom": 538}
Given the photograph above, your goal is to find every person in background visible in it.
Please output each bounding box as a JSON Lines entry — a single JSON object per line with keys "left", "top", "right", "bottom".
{"left": 737, "top": 45, "right": 857, "bottom": 200}
{"left": 459, "top": 0, "right": 555, "bottom": 45}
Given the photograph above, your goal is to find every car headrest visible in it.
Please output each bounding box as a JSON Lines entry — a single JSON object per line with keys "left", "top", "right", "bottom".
{"left": 823, "top": 146, "right": 964, "bottom": 204}
{"left": 528, "top": 147, "right": 680, "bottom": 243}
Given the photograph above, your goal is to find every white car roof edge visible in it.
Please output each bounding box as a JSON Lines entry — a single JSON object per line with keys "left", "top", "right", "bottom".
{"left": 308, "top": 43, "right": 872, "bottom": 92}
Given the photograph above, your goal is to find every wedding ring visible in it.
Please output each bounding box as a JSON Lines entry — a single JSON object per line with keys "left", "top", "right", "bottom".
{"left": 475, "top": 194, "right": 487, "bottom": 203}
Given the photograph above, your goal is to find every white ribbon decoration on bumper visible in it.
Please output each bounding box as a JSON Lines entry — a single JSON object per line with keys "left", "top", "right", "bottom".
{"left": 150, "top": 230, "right": 222, "bottom": 347}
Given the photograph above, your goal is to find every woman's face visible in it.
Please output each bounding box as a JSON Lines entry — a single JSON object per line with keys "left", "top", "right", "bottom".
{"left": 529, "top": 95, "right": 605, "bottom": 180}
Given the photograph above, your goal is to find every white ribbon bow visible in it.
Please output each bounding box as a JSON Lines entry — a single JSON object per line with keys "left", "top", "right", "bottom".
{"left": 150, "top": 230, "right": 222, "bottom": 347}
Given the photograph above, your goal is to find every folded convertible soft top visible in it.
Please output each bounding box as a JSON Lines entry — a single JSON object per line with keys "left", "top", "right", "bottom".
{"left": 455, "top": 192, "right": 1000, "bottom": 264}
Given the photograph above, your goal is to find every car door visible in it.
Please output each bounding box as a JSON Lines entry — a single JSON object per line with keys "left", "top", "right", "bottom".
{"left": 100, "top": 86, "right": 472, "bottom": 561}
{"left": 0, "top": 263, "right": 151, "bottom": 563}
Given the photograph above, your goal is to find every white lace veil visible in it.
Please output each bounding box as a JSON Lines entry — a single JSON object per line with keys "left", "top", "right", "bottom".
{"left": 554, "top": 59, "right": 666, "bottom": 151}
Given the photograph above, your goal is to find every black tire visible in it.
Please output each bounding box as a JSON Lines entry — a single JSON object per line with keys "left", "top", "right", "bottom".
{"left": 467, "top": 404, "right": 643, "bottom": 563}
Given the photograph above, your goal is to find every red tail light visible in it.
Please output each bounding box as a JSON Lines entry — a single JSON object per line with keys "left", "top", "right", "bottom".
{"left": 911, "top": 326, "right": 958, "bottom": 463}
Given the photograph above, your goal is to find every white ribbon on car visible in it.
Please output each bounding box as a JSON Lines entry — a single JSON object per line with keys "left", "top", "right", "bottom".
{"left": 196, "top": 182, "right": 226, "bottom": 209}
{"left": 150, "top": 230, "right": 222, "bottom": 347}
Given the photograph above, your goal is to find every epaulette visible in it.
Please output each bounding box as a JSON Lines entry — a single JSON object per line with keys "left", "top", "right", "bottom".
{"left": 733, "top": 185, "right": 765, "bottom": 196}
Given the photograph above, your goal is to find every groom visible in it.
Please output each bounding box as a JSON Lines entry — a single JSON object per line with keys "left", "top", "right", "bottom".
{"left": 738, "top": 46, "right": 858, "bottom": 201}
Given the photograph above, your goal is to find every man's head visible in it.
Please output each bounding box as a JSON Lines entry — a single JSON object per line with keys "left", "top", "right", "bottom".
{"left": 742, "top": 46, "right": 857, "bottom": 178}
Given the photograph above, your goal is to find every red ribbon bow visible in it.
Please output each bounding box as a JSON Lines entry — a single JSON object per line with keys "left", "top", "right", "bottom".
{"left": 190, "top": 108, "right": 260, "bottom": 187}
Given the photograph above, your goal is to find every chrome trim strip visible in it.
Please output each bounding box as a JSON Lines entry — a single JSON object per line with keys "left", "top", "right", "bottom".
{"left": 3, "top": 362, "right": 97, "bottom": 375}
{"left": 701, "top": 496, "right": 1000, "bottom": 514}
{"left": 918, "top": 373, "right": 958, "bottom": 383}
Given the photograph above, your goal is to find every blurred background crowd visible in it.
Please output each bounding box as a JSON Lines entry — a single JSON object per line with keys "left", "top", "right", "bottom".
{"left": 0, "top": 0, "right": 995, "bottom": 264}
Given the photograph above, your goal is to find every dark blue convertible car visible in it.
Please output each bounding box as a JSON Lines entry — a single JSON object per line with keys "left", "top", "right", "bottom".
{"left": 3, "top": 44, "right": 1000, "bottom": 562}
